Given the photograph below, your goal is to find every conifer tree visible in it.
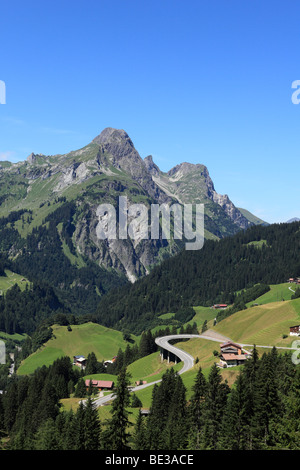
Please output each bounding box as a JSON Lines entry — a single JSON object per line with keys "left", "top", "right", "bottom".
{"left": 165, "top": 374, "right": 188, "bottom": 450}
{"left": 188, "top": 367, "right": 207, "bottom": 449}
{"left": 83, "top": 396, "right": 101, "bottom": 450}
{"left": 218, "top": 374, "right": 245, "bottom": 450}
{"left": 132, "top": 410, "right": 148, "bottom": 450}
{"left": 75, "top": 378, "right": 87, "bottom": 398}
{"left": 58, "top": 409, "right": 75, "bottom": 450}
{"left": 201, "top": 363, "right": 229, "bottom": 449}
{"left": 103, "top": 367, "right": 132, "bottom": 450}
{"left": 253, "top": 349, "right": 281, "bottom": 448}
{"left": 34, "top": 418, "right": 59, "bottom": 450}
{"left": 271, "top": 366, "right": 300, "bottom": 449}
{"left": 72, "top": 401, "right": 86, "bottom": 450}
{"left": 85, "top": 352, "right": 99, "bottom": 375}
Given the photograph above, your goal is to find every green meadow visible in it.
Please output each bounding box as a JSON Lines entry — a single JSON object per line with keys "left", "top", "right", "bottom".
{"left": 213, "top": 298, "right": 300, "bottom": 348}
{"left": 0, "top": 269, "right": 29, "bottom": 295}
{"left": 247, "top": 282, "right": 296, "bottom": 306}
{"left": 17, "top": 281, "right": 300, "bottom": 422}
{"left": 17, "top": 322, "right": 138, "bottom": 375}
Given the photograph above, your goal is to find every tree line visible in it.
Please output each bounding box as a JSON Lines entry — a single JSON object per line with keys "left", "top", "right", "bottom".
{"left": 95, "top": 221, "right": 300, "bottom": 334}
{"left": 1, "top": 347, "right": 299, "bottom": 450}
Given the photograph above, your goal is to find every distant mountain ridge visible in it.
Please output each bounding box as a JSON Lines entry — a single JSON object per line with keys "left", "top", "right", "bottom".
{"left": 0, "top": 127, "right": 266, "bottom": 283}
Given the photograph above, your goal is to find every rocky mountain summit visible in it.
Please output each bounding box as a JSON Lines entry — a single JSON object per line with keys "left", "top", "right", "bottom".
{"left": 0, "top": 127, "right": 262, "bottom": 282}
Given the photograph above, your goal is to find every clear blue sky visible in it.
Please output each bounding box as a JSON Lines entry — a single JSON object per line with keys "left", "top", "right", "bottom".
{"left": 1, "top": 0, "right": 300, "bottom": 223}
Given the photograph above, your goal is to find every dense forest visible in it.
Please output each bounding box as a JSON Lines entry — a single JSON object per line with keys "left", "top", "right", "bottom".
{"left": 0, "top": 204, "right": 127, "bottom": 326}
{"left": 0, "top": 218, "right": 298, "bottom": 336}
{"left": 95, "top": 221, "right": 300, "bottom": 333}
{"left": 0, "top": 347, "right": 299, "bottom": 450}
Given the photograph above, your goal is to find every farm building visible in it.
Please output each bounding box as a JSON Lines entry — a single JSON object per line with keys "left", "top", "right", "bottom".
{"left": 218, "top": 341, "right": 250, "bottom": 368}
{"left": 213, "top": 304, "right": 228, "bottom": 309}
{"left": 73, "top": 355, "right": 87, "bottom": 369}
{"left": 288, "top": 277, "right": 300, "bottom": 284}
{"left": 85, "top": 379, "right": 114, "bottom": 391}
{"left": 290, "top": 325, "right": 300, "bottom": 336}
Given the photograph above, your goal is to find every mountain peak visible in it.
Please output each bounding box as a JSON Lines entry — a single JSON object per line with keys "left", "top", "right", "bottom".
{"left": 144, "top": 155, "right": 160, "bottom": 176}
{"left": 92, "top": 127, "right": 132, "bottom": 145}
{"left": 167, "top": 162, "right": 206, "bottom": 179}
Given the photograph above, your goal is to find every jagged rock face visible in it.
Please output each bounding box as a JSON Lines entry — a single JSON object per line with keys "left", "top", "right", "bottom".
{"left": 212, "top": 193, "right": 249, "bottom": 229}
{"left": 0, "top": 127, "right": 255, "bottom": 282}
{"left": 155, "top": 161, "right": 250, "bottom": 230}
{"left": 144, "top": 155, "right": 160, "bottom": 177}
{"left": 92, "top": 128, "right": 169, "bottom": 203}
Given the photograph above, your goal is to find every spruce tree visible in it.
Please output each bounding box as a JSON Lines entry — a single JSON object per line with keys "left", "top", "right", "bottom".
{"left": 75, "top": 378, "right": 87, "bottom": 398}
{"left": 165, "top": 374, "right": 188, "bottom": 450}
{"left": 85, "top": 352, "right": 99, "bottom": 375}
{"left": 202, "top": 363, "right": 229, "bottom": 449}
{"left": 132, "top": 410, "right": 148, "bottom": 450}
{"left": 253, "top": 349, "right": 281, "bottom": 448}
{"left": 188, "top": 367, "right": 207, "bottom": 449}
{"left": 34, "top": 418, "right": 59, "bottom": 450}
{"left": 218, "top": 374, "right": 246, "bottom": 450}
{"left": 103, "top": 367, "right": 132, "bottom": 450}
{"left": 83, "top": 396, "right": 101, "bottom": 450}
{"left": 72, "top": 401, "right": 86, "bottom": 450}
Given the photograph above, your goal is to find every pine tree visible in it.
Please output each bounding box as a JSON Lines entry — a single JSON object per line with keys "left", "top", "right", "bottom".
{"left": 146, "top": 368, "right": 184, "bottom": 450}
{"left": 139, "top": 332, "right": 150, "bottom": 358}
{"left": 72, "top": 401, "right": 86, "bottom": 450}
{"left": 34, "top": 418, "right": 59, "bottom": 450}
{"left": 132, "top": 410, "right": 148, "bottom": 450}
{"left": 75, "top": 378, "right": 87, "bottom": 398}
{"left": 218, "top": 373, "right": 246, "bottom": 450}
{"left": 83, "top": 396, "right": 101, "bottom": 450}
{"left": 165, "top": 374, "right": 188, "bottom": 450}
{"left": 188, "top": 367, "right": 207, "bottom": 449}
{"left": 58, "top": 409, "right": 75, "bottom": 450}
{"left": 85, "top": 352, "right": 99, "bottom": 375}
{"left": 253, "top": 349, "right": 281, "bottom": 448}
{"left": 271, "top": 366, "right": 300, "bottom": 449}
{"left": 202, "top": 363, "right": 229, "bottom": 449}
{"left": 145, "top": 383, "right": 165, "bottom": 449}
{"left": 239, "top": 345, "right": 259, "bottom": 449}
{"left": 103, "top": 367, "right": 132, "bottom": 450}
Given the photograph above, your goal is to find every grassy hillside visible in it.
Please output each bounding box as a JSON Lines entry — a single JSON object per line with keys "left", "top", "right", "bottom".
{"left": 17, "top": 322, "right": 137, "bottom": 375}
{"left": 249, "top": 282, "right": 296, "bottom": 305}
{"left": 0, "top": 269, "right": 29, "bottom": 295}
{"left": 213, "top": 298, "right": 300, "bottom": 348}
{"left": 18, "top": 285, "right": 300, "bottom": 417}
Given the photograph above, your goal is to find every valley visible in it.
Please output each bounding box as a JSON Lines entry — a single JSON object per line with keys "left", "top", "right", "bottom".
{"left": 0, "top": 131, "right": 299, "bottom": 451}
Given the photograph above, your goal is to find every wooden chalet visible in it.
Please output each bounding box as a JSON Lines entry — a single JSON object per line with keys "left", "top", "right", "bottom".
{"left": 85, "top": 379, "right": 114, "bottom": 391}
{"left": 218, "top": 341, "right": 249, "bottom": 368}
{"left": 288, "top": 277, "right": 300, "bottom": 284}
{"left": 290, "top": 325, "right": 300, "bottom": 336}
{"left": 73, "top": 355, "right": 87, "bottom": 369}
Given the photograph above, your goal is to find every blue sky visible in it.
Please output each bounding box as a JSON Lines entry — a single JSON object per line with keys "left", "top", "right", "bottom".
{"left": 1, "top": 0, "right": 300, "bottom": 223}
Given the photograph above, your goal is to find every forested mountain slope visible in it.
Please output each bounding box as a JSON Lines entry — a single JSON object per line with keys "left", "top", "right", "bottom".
{"left": 95, "top": 221, "right": 300, "bottom": 333}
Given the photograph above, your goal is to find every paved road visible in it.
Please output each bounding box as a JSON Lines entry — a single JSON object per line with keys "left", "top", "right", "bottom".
{"left": 90, "top": 331, "right": 229, "bottom": 407}
{"left": 89, "top": 331, "right": 300, "bottom": 408}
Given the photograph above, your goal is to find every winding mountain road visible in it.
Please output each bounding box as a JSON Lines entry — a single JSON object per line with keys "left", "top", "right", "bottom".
{"left": 89, "top": 330, "right": 300, "bottom": 407}
{"left": 90, "top": 330, "right": 230, "bottom": 407}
